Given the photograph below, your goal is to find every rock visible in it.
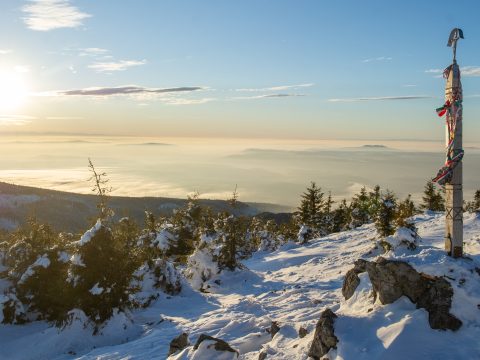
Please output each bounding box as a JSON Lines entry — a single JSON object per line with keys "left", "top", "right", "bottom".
{"left": 342, "top": 257, "right": 462, "bottom": 331}
{"left": 258, "top": 350, "right": 268, "bottom": 360}
{"left": 168, "top": 332, "right": 189, "bottom": 356}
{"left": 194, "top": 334, "right": 238, "bottom": 356}
{"left": 341, "top": 259, "right": 367, "bottom": 300}
{"left": 307, "top": 308, "right": 338, "bottom": 360}
{"left": 270, "top": 321, "right": 280, "bottom": 339}
{"left": 298, "top": 326, "right": 308, "bottom": 338}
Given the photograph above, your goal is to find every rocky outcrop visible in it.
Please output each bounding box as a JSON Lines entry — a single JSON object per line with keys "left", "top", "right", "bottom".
{"left": 193, "top": 334, "right": 239, "bottom": 356}
{"left": 307, "top": 308, "right": 338, "bottom": 359}
{"left": 269, "top": 321, "right": 280, "bottom": 339}
{"left": 342, "top": 257, "right": 462, "bottom": 331}
{"left": 168, "top": 332, "right": 189, "bottom": 356}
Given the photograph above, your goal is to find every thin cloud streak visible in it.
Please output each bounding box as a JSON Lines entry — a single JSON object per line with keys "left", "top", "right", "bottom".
{"left": 236, "top": 83, "right": 314, "bottom": 92}
{"left": 0, "top": 49, "right": 13, "bottom": 55}
{"left": 60, "top": 86, "right": 203, "bottom": 96}
{"left": 425, "top": 66, "right": 480, "bottom": 77}
{"left": 88, "top": 60, "right": 147, "bottom": 73}
{"left": 362, "top": 56, "right": 392, "bottom": 63}
{"left": 0, "top": 114, "right": 36, "bottom": 126}
{"left": 328, "top": 95, "right": 432, "bottom": 102}
{"left": 79, "top": 47, "right": 109, "bottom": 57}
{"left": 233, "top": 93, "right": 305, "bottom": 100}
{"left": 22, "top": 0, "right": 91, "bottom": 31}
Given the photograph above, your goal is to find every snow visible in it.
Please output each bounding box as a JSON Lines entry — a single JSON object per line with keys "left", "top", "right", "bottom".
{"left": 89, "top": 283, "right": 104, "bottom": 295}
{"left": 155, "top": 228, "right": 176, "bottom": 251}
{"left": 2, "top": 212, "right": 480, "bottom": 359}
{"left": 382, "top": 226, "right": 417, "bottom": 249}
{"left": 18, "top": 254, "right": 50, "bottom": 284}
{"left": 76, "top": 219, "right": 102, "bottom": 246}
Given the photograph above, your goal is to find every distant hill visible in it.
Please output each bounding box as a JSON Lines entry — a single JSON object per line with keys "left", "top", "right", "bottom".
{"left": 0, "top": 182, "right": 291, "bottom": 232}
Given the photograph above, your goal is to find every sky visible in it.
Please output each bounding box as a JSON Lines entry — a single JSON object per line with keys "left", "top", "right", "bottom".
{"left": 0, "top": 0, "right": 479, "bottom": 141}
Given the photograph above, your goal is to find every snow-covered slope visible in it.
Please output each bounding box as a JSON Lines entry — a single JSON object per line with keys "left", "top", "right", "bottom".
{"left": 1, "top": 212, "right": 480, "bottom": 360}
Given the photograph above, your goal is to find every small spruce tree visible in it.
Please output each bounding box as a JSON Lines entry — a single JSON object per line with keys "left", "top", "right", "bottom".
{"left": 375, "top": 190, "right": 397, "bottom": 237}
{"left": 420, "top": 180, "right": 444, "bottom": 211}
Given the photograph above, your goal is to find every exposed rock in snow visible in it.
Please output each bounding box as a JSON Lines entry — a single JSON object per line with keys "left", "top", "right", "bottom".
{"left": 298, "top": 326, "right": 308, "bottom": 338}
{"left": 269, "top": 321, "right": 280, "bottom": 339}
{"left": 169, "top": 332, "right": 190, "bottom": 356}
{"left": 193, "top": 334, "right": 239, "bottom": 357}
{"left": 342, "top": 257, "right": 462, "bottom": 331}
{"left": 307, "top": 308, "right": 338, "bottom": 360}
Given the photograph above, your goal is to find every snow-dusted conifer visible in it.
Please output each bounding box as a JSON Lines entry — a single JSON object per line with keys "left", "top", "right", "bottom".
{"left": 420, "top": 180, "right": 444, "bottom": 212}
{"left": 375, "top": 190, "right": 397, "bottom": 237}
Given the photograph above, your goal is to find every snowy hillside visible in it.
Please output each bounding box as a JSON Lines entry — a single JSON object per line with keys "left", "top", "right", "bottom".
{"left": 1, "top": 212, "right": 480, "bottom": 359}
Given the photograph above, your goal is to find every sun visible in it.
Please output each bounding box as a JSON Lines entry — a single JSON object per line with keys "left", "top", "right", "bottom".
{"left": 0, "top": 70, "right": 29, "bottom": 112}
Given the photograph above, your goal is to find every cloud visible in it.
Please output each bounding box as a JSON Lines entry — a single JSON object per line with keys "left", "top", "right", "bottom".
{"left": 60, "top": 85, "right": 203, "bottom": 96}
{"left": 236, "top": 83, "right": 314, "bottom": 92}
{"left": 425, "top": 66, "right": 480, "bottom": 77}
{"left": 88, "top": 59, "right": 147, "bottom": 72}
{"left": 362, "top": 56, "right": 392, "bottom": 63}
{"left": 328, "top": 95, "right": 432, "bottom": 102}
{"left": 233, "top": 93, "right": 305, "bottom": 100}
{"left": 22, "top": 0, "right": 91, "bottom": 31}
{"left": 79, "top": 47, "right": 109, "bottom": 56}
{"left": 0, "top": 114, "right": 35, "bottom": 126}
{"left": 461, "top": 66, "right": 480, "bottom": 77}
{"left": 159, "top": 97, "right": 215, "bottom": 105}
{"left": 402, "top": 84, "right": 417, "bottom": 87}
{"left": 45, "top": 116, "right": 83, "bottom": 120}
{"left": 0, "top": 49, "right": 13, "bottom": 55}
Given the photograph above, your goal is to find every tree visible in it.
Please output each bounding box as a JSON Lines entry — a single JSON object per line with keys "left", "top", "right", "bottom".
{"left": 421, "top": 180, "right": 444, "bottom": 211}
{"left": 331, "top": 199, "right": 351, "bottom": 233}
{"left": 465, "top": 190, "right": 480, "bottom": 213}
{"left": 88, "top": 159, "right": 113, "bottom": 220}
{"left": 395, "top": 194, "right": 417, "bottom": 231}
{"left": 68, "top": 222, "right": 137, "bottom": 325}
{"left": 375, "top": 190, "right": 397, "bottom": 237}
{"left": 368, "top": 185, "right": 382, "bottom": 219}
{"left": 350, "top": 186, "right": 371, "bottom": 228}
{"left": 297, "top": 182, "right": 325, "bottom": 233}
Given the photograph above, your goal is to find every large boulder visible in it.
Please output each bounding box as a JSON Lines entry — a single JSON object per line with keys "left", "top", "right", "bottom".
{"left": 307, "top": 308, "right": 338, "bottom": 359}
{"left": 168, "top": 332, "right": 189, "bottom": 356}
{"left": 342, "top": 257, "right": 462, "bottom": 331}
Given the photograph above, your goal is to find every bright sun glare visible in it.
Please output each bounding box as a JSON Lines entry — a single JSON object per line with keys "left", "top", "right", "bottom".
{"left": 0, "top": 71, "right": 29, "bottom": 111}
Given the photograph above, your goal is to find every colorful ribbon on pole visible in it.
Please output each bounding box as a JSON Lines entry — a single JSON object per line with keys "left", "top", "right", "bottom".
{"left": 432, "top": 66, "right": 464, "bottom": 186}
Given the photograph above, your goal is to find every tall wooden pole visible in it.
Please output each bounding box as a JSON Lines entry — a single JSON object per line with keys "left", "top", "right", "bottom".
{"left": 444, "top": 29, "right": 464, "bottom": 258}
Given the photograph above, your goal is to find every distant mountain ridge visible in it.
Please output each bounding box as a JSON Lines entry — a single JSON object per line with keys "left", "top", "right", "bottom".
{"left": 0, "top": 182, "right": 292, "bottom": 232}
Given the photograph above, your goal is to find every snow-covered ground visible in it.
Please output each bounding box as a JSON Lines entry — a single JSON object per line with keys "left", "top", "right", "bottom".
{"left": 1, "top": 212, "right": 480, "bottom": 360}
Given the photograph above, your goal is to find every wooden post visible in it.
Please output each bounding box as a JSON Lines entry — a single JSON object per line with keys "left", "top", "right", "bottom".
{"left": 444, "top": 62, "right": 463, "bottom": 258}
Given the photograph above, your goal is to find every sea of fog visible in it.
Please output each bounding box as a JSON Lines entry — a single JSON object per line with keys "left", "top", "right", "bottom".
{"left": 0, "top": 136, "right": 479, "bottom": 210}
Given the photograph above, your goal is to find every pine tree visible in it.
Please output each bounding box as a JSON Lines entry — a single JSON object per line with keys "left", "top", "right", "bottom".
{"left": 375, "top": 190, "right": 397, "bottom": 237}
{"left": 395, "top": 194, "right": 417, "bottom": 231}
{"left": 421, "top": 180, "right": 444, "bottom": 211}
{"left": 465, "top": 190, "right": 480, "bottom": 213}
{"left": 350, "top": 186, "right": 371, "bottom": 228}
{"left": 331, "top": 199, "right": 350, "bottom": 233}
{"left": 323, "top": 192, "right": 335, "bottom": 233}
{"left": 87, "top": 159, "right": 113, "bottom": 220}
{"left": 68, "top": 222, "right": 137, "bottom": 324}
{"left": 368, "top": 185, "right": 382, "bottom": 219}
{"left": 297, "top": 182, "right": 325, "bottom": 233}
